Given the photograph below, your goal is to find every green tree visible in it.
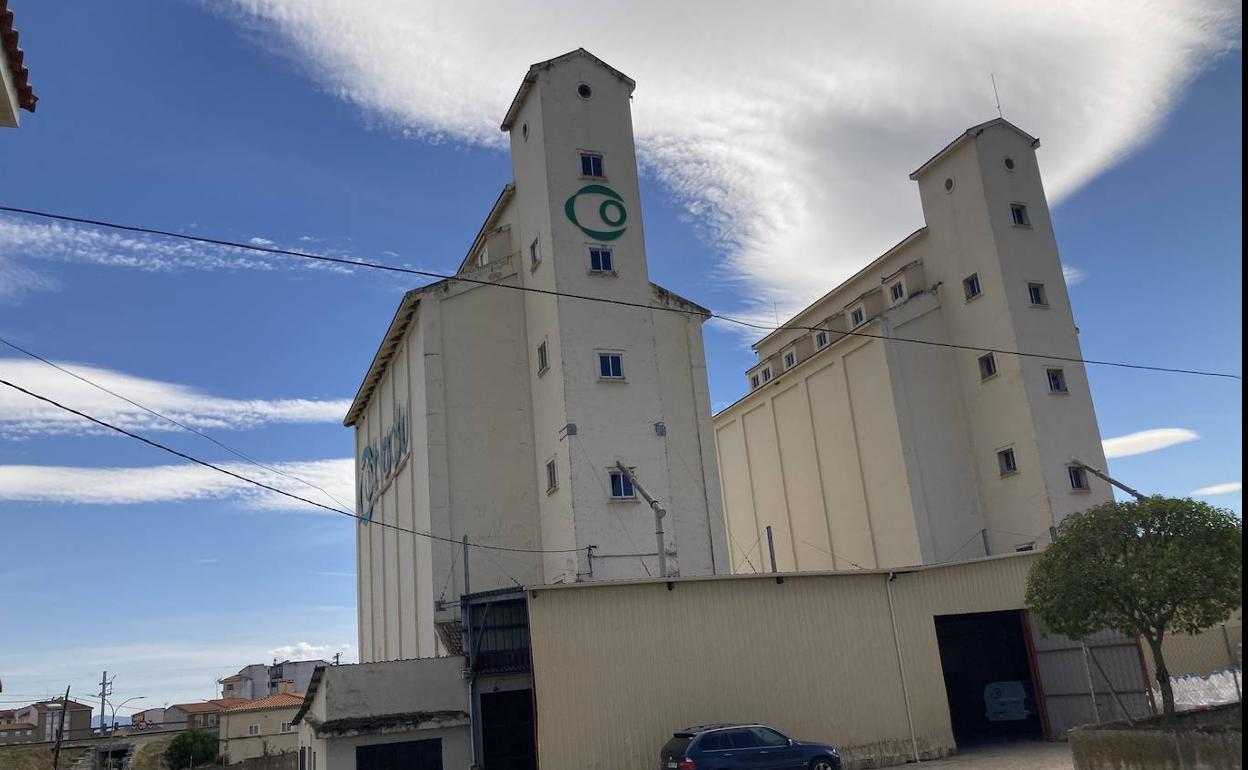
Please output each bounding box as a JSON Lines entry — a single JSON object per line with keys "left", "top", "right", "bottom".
{"left": 163, "top": 729, "right": 219, "bottom": 769}
{"left": 1025, "top": 497, "right": 1241, "bottom": 719}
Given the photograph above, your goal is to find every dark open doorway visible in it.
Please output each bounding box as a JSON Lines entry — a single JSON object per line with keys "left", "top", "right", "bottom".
{"left": 480, "top": 689, "right": 536, "bottom": 770}
{"left": 355, "top": 738, "right": 443, "bottom": 770}
{"left": 935, "top": 610, "right": 1045, "bottom": 746}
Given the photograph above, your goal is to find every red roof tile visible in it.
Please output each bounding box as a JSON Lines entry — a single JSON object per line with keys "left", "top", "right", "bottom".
{"left": 224, "top": 693, "right": 303, "bottom": 714}
{"left": 0, "top": 0, "right": 37, "bottom": 112}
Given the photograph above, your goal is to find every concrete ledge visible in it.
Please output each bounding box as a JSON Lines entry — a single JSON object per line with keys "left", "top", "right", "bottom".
{"left": 1070, "top": 704, "right": 1242, "bottom": 770}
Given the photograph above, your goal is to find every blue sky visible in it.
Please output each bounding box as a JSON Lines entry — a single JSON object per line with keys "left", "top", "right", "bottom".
{"left": 0, "top": 1, "right": 1240, "bottom": 711}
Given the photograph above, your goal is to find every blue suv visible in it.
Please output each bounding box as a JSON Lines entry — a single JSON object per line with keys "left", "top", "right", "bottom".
{"left": 660, "top": 724, "right": 841, "bottom": 770}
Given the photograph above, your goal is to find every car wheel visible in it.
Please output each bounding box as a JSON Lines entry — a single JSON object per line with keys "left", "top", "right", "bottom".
{"left": 809, "top": 759, "right": 837, "bottom": 770}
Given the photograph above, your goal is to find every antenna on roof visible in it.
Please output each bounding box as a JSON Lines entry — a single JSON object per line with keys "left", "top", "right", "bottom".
{"left": 990, "top": 74, "right": 1004, "bottom": 119}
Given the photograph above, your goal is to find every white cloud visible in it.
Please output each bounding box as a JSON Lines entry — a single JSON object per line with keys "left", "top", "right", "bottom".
{"left": 0, "top": 457, "right": 354, "bottom": 511}
{"left": 1062, "top": 265, "right": 1087, "bottom": 286}
{"left": 0, "top": 217, "right": 355, "bottom": 300}
{"left": 0, "top": 358, "right": 351, "bottom": 436}
{"left": 269, "top": 641, "right": 353, "bottom": 661}
{"left": 215, "top": 0, "right": 1238, "bottom": 330}
{"left": 1191, "top": 481, "right": 1242, "bottom": 496}
{"left": 1102, "top": 427, "right": 1200, "bottom": 458}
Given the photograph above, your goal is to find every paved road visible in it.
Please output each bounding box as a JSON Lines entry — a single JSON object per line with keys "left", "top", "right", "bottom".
{"left": 917, "top": 742, "right": 1073, "bottom": 770}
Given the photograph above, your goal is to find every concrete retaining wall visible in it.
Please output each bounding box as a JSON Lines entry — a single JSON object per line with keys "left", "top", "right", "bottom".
{"left": 1070, "top": 704, "right": 1242, "bottom": 770}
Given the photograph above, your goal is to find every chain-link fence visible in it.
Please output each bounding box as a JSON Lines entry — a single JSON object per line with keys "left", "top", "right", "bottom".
{"left": 1142, "top": 614, "right": 1242, "bottom": 711}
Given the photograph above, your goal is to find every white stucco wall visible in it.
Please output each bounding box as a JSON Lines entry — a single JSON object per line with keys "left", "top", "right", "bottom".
{"left": 716, "top": 120, "right": 1112, "bottom": 571}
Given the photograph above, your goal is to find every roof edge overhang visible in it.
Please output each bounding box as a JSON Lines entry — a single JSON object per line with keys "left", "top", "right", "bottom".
{"left": 455, "top": 183, "right": 516, "bottom": 274}
{"left": 909, "top": 117, "right": 1039, "bottom": 180}
{"left": 500, "top": 47, "right": 636, "bottom": 132}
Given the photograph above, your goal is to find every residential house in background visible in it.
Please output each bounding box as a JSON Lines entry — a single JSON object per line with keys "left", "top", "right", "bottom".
{"left": 295, "top": 658, "right": 470, "bottom": 770}
{"left": 1, "top": 0, "right": 38, "bottom": 128}
{"left": 164, "top": 699, "right": 249, "bottom": 732}
{"left": 128, "top": 707, "right": 167, "bottom": 732}
{"left": 219, "top": 660, "right": 326, "bottom": 700}
{"left": 713, "top": 118, "right": 1113, "bottom": 572}
{"left": 0, "top": 699, "right": 92, "bottom": 744}
{"left": 218, "top": 692, "right": 303, "bottom": 762}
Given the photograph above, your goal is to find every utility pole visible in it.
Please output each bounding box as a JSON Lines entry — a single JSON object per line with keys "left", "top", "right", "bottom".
{"left": 52, "top": 686, "right": 70, "bottom": 770}
{"left": 1071, "top": 459, "right": 1146, "bottom": 501}
{"left": 99, "top": 671, "right": 108, "bottom": 739}
{"left": 615, "top": 462, "right": 667, "bottom": 578}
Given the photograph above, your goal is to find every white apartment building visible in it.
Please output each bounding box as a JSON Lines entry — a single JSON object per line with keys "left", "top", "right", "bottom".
{"left": 714, "top": 119, "right": 1113, "bottom": 572}
{"left": 347, "top": 49, "right": 729, "bottom": 664}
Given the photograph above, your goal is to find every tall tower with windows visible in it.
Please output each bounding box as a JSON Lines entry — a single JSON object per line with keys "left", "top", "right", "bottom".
{"left": 347, "top": 50, "right": 729, "bottom": 664}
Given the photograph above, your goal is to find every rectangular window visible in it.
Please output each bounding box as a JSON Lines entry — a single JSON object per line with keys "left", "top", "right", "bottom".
{"left": 750, "top": 374, "right": 761, "bottom": 390}
{"left": 963, "top": 273, "right": 982, "bottom": 300}
{"left": 597, "top": 352, "right": 624, "bottom": 379}
{"left": 545, "top": 459, "right": 558, "bottom": 492}
{"left": 815, "top": 331, "right": 828, "bottom": 348}
{"left": 1028, "top": 282, "right": 1048, "bottom": 306}
{"left": 281, "top": 723, "right": 292, "bottom": 734}
{"left": 1011, "top": 203, "right": 1031, "bottom": 227}
{"left": 978, "top": 352, "right": 997, "bottom": 380}
{"left": 890, "top": 281, "right": 905, "bottom": 303}
{"left": 760, "top": 367, "right": 773, "bottom": 383}
{"left": 529, "top": 237, "right": 541, "bottom": 269}
{"left": 248, "top": 725, "right": 260, "bottom": 736}
{"left": 207, "top": 714, "right": 217, "bottom": 727}
{"left": 783, "top": 351, "right": 796, "bottom": 369}
{"left": 1069, "top": 465, "right": 1090, "bottom": 490}
{"left": 580, "top": 152, "right": 604, "bottom": 178}
{"left": 194, "top": 716, "right": 204, "bottom": 728}
{"left": 997, "top": 448, "right": 1018, "bottom": 476}
{"left": 1046, "top": 367, "right": 1068, "bottom": 393}
{"left": 476, "top": 250, "right": 488, "bottom": 267}
{"left": 536, "top": 341, "right": 549, "bottom": 374}
{"left": 588, "top": 247, "right": 614, "bottom": 272}
{"left": 608, "top": 469, "right": 635, "bottom": 499}
{"left": 850, "top": 306, "right": 866, "bottom": 327}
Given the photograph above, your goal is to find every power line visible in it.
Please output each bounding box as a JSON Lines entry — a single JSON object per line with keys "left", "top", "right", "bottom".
{"left": 0, "top": 335, "right": 353, "bottom": 511}
{"left": 0, "top": 376, "right": 582, "bottom": 556}
{"left": 0, "top": 205, "right": 1239, "bottom": 381}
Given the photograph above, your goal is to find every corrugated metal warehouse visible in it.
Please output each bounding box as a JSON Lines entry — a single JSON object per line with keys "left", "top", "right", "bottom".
{"left": 522, "top": 553, "right": 1154, "bottom": 770}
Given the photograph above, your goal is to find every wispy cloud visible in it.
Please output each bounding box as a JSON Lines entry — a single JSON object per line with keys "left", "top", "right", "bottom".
{"left": 0, "top": 217, "right": 356, "bottom": 301}
{"left": 1191, "top": 481, "right": 1242, "bottom": 496}
{"left": 1062, "top": 265, "right": 1088, "bottom": 286}
{"left": 216, "top": 0, "right": 1238, "bottom": 333}
{"left": 0, "top": 358, "right": 350, "bottom": 436}
{"left": 269, "top": 641, "right": 353, "bottom": 661}
{"left": 1102, "top": 427, "right": 1200, "bottom": 458}
{"left": 0, "top": 457, "right": 353, "bottom": 511}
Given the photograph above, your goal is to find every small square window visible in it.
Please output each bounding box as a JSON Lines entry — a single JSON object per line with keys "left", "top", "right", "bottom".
{"left": 608, "top": 469, "right": 635, "bottom": 499}
{"left": 537, "top": 341, "right": 549, "bottom": 374}
{"left": 598, "top": 352, "right": 624, "bottom": 379}
{"left": 545, "top": 459, "right": 558, "bottom": 492}
{"left": 1069, "top": 465, "right": 1090, "bottom": 491}
{"left": 529, "top": 237, "right": 541, "bottom": 268}
{"left": 890, "top": 281, "right": 905, "bottom": 303}
{"left": 850, "top": 307, "right": 866, "bottom": 327}
{"left": 783, "top": 351, "right": 796, "bottom": 369}
{"left": 997, "top": 448, "right": 1018, "bottom": 476}
{"left": 476, "top": 250, "right": 488, "bottom": 267}
{"left": 1010, "top": 203, "right": 1031, "bottom": 227}
{"left": 978, "top": 353, "right": 997, "bottom": 381}
{"left": 964, "top": 273, "right": 982, "bottom": 300}
{"left": 1046, "top": 367, "right": 1068, "bottom": 393}
{"left": 760, "top": 367, "right": 773, "bottom": 383}
{"left": 580, "top": 153, "right": 605, "bottom": 178}
{"left": 1028, "top": 282, "right": 1048, "bottom": 306}
{"left": 589, "top": 248, "right": 614, "bottom": 272}
{"left": 750, "top": 374, "right": 761, "bottom": 390}
{"left": 815, "top": 331, "right": 829, "bottom": 348}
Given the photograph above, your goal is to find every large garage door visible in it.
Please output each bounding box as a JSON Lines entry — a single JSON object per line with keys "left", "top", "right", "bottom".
{"left": 356, "top": 738, "right": 443, "bottom": 770}
{"left": 1027, "top": 615, "right": 1154, "bottom": 736}
{"left": 935, "top": 610, "right": 1046, "bottom": 746}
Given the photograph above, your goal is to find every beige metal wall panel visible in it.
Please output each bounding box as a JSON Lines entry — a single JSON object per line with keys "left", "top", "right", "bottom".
{"left": 528, "top": 560, "right": 1074, "bottom": 769}
{"left": 1143, "top": 610, "right": 1243, "bottom": 681}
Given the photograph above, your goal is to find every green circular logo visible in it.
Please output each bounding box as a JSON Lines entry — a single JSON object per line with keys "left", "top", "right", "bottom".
{"left": 565, "top": 184, "right": 628, "bottom": 241}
